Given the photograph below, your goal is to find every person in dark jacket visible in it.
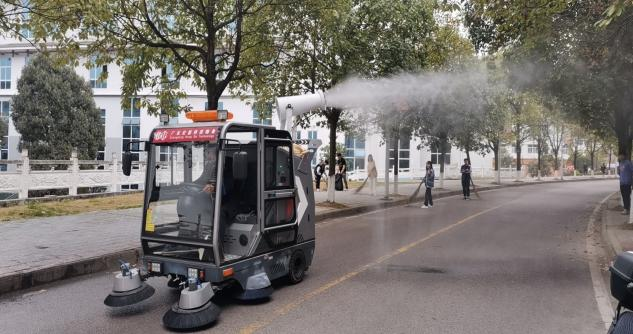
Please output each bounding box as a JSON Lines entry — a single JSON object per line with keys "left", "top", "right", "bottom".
{"left": 422, "top": 161, "right": 435, "bottom": 208}
{"left": 314, "top": 159, "right": 325, "bottom": 191}
{"left": 618, "top": 153, "right": 633, "bottom": 216}
{"left": 336, "top": 153, "right": 348, "bottom": 190}
{"left": 461, "top": 158, "right": 472, "bottom": 200}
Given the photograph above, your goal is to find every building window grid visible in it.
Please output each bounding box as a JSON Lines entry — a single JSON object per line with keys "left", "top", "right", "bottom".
{"left": 0, "top": 57, "right": 11, "bottom": 89}
{"left": 344, "top": 134, "right": 366, "bottom": 171}
{"left": 527, "top": 144, "right": 538, "bottom": 154}
{"left": 431, "top": 143, "right": 450, "bottom": 165}
{"left": 1, "top": 100, "right": 10, "bottom": 170}
{"left": 122, "top": 98, "right": 140, "bottom": 161}
{"left": 90, "top": 63, "right": 107, "bottom": 89}
{"left": 20, "top": 0, "right": 32, "bottom": 39}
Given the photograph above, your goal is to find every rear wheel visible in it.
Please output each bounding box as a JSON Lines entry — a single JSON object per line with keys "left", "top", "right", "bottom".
{"left": 288, "top": 250, "right": 306, "bottom": 284}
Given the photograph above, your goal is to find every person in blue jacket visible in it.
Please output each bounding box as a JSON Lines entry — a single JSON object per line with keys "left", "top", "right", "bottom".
{"left": 618, "top": 152, "right": 633, "bottom": 216}
{"left": 422, "top": 161, "right": 435, "bottom": 209}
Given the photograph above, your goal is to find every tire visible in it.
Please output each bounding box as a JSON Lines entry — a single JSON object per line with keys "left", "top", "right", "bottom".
{"left": 612, "top": 312, "right": 633, "bottom": 334}
{"left": 288, "top": 250, "right": 306, "bottom": 284}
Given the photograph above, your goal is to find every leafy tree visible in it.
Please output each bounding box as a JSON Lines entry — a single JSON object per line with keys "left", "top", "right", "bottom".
{"left": 543, "top": 105, "right": 566, "bottom": 174}
{"left": 248, "top": 0, "right": 437, "bottom": 201}
{"left": 28, "top": 0, "right": 294, "bottom": 114}
{"left": 11, "top": 54, "right": 103, "bottom": 160}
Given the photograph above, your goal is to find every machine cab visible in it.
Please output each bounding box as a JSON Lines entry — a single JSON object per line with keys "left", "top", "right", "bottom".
{"left": 137, "top": 119, "right": 317, "bottom": 275}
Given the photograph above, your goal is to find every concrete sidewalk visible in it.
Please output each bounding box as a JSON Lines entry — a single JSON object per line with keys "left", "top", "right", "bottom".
{"left": 0, "top": 175, "right": 614, "bottom": 294}
{"left": 601, "top": 191, "right": 633, "bottom": 257}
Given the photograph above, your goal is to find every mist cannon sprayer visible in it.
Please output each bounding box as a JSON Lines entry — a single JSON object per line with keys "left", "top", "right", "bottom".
{"left": 275, "top": 91, "right": 328, "bottom": 134}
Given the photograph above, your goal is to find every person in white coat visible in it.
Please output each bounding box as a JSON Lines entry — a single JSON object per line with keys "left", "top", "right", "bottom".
{"left": 367, "top": 154, "right": 378, "bottom": 196}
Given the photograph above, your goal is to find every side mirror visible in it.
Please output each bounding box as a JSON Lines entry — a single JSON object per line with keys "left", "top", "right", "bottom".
{"left": 233, "top": 151, "right": 248, "bottom": 180}
{"left": 122, "top": 151, "right": 132, "bottom": 176}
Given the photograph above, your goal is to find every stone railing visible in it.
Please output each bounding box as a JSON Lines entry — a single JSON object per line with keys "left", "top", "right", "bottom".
{"left": 0, "top": 149, "right": 146, "bottom": 199}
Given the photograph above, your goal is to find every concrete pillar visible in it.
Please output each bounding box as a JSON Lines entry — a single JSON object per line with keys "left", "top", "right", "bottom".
{"left": 69, "top": 148, "right": 78, "bottom": 196}
{"left": 19, "top": 149, "right": 29, "bottom": 199}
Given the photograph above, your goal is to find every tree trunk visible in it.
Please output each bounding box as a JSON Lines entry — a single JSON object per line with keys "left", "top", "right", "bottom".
{"left": 205, "top": 76, "right": 218, "bottom": 110}
{"left": 326, "top": 109, "right": 340, "bottom": 202}
{"left": 515, "top": 138, "right": 521, "bottom": 171}
{"left": 439, "top": 136, "right": 447, "bottom": 189}
{"left": 617, "top": 134, "right": 633, "bottom": 160}
{"left": 515, "top": 138, "right": 522, "bottom": 180}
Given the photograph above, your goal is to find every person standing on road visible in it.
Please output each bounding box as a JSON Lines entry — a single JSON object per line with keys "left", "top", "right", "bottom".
{"left": 336, "top": 152, "right": 349, "bottom": 191}
{"left": 422, "top": 161, "right": 435, "bottom": 208}
{"left": 314, "top": 159, "right": 325, "bottom": 192}
{"left": 461, "top": 158, "right": 472, "bottom": 200}
{"left": 367, "top": 154, "right": 378, "bottom": 196}
{"left": 618, "top": 152, "right": 633, "bottom": 216}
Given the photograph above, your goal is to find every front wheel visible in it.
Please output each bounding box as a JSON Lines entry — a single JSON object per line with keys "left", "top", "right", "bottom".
{"left": 288, "top": 250, "right": 306, "bottom": 284}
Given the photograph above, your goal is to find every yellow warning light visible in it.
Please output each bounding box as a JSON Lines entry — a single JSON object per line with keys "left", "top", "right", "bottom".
{"left": 186, "top": 110, "right": 233, "bottom": 122}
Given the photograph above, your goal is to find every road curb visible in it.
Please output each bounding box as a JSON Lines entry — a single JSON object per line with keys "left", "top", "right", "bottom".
{"left": 0, "top": 248, "right": 141, "bottom": 295}
{"left": 0, "top": 177, "right": 617, "bottom": 295}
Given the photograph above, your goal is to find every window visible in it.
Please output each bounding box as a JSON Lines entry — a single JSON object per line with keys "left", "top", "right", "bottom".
{"left": 431, "top": 142, "right": 450, "bottom": 165}
{"left": 122, "top": 98, "right": 141, "bottom": 161}
{"left": 0, "top": 101, "right": 9, "bottom": 119}
{"left": 123, "top": 97, "right": 141, "bottom": 119}
{"left": 264, "top": 140, "right": 295, "bottom": 230}
{"left": 308, "top": 131, "right": 317, "bottom": 140}
{"left": 19, "top": 0, "right": 32, "bottom": 39}
{"left": 90, "top": 62, "right": 107, "bottom": 88}
{"left": 0, "top": 102, "right": 7, "bottom": 170}
{"left": 121, "top": 184, "right": 139, "bottom": 191}
{"left": 0, "top": 57, "right": 11, "bottom": 89}
{"left": 344, "top": 134, "right": 366, "bottom": 171}
{"left": 162, "top": 63, "right": 179, "bottom": 89}
{"left": 122, "top": 125, "right": 140, "bottom": 161}
{"left": 159, "top": 146, "right": 179, "bottom": 162}
{"left": 389, "top": 133, "right": 410, "bottom": 170}
{"left": 528, "top": 144, "right": 538, "bottom": 154}
{"left": 1, "top": 100, "right": 10, "bottom": 169}
{"left": 204, "top": 101, "right": 223, "bottom": 110}
{"left": 295, "top": 131, "right": 302, "bottom": 140}
{"left": 252, "top": 106, "right": 272, "bottom": 138}
{"left": 265, "top": 143, "right": 293, "bottom": 190}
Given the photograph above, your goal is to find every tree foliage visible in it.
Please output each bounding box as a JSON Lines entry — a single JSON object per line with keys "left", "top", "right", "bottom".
{"left": 26, "top": 0, "right": 294, "bottom": 113}
{"left": 11, "top": 54, "right": 103, "bottom": 160}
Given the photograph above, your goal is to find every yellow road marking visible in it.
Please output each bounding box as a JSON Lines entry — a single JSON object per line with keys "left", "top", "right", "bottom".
{"left": 239, "top": 203, "right": 506, "bottom": 334}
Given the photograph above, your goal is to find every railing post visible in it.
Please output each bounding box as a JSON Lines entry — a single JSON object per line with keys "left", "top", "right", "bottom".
{"left": 69, "top": 148, "right": 79, "bottom": 196}
{"left": 110, "top": 152, "right": 119, "bottom": 192}
{"left": 19, "top": 149, "right": 29, "bottom": 199}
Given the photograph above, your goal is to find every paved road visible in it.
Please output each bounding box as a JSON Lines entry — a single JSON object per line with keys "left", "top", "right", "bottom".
{"left": 0, "top": 180, "right": 617, "bottom": 333}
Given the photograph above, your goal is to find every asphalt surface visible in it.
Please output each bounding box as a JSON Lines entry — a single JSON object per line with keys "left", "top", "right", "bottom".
{"left": 0, "top": 180, "right": 617, "bottom": 334}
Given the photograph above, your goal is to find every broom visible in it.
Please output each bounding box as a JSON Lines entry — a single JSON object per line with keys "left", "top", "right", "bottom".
{"left": 407, "top": 177, "right": 426, "bottom": 205}
{"left": 354, "top": 177, "right": 369, "bottom": 194}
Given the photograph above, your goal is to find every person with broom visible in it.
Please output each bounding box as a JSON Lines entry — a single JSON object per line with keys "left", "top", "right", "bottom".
{"left": 422, "top": 161, "right": 435, "bottom": 208}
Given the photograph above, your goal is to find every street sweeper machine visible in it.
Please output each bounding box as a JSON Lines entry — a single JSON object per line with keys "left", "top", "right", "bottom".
{"left": 103, "top": 93, "right": 328, "bottom": 331}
